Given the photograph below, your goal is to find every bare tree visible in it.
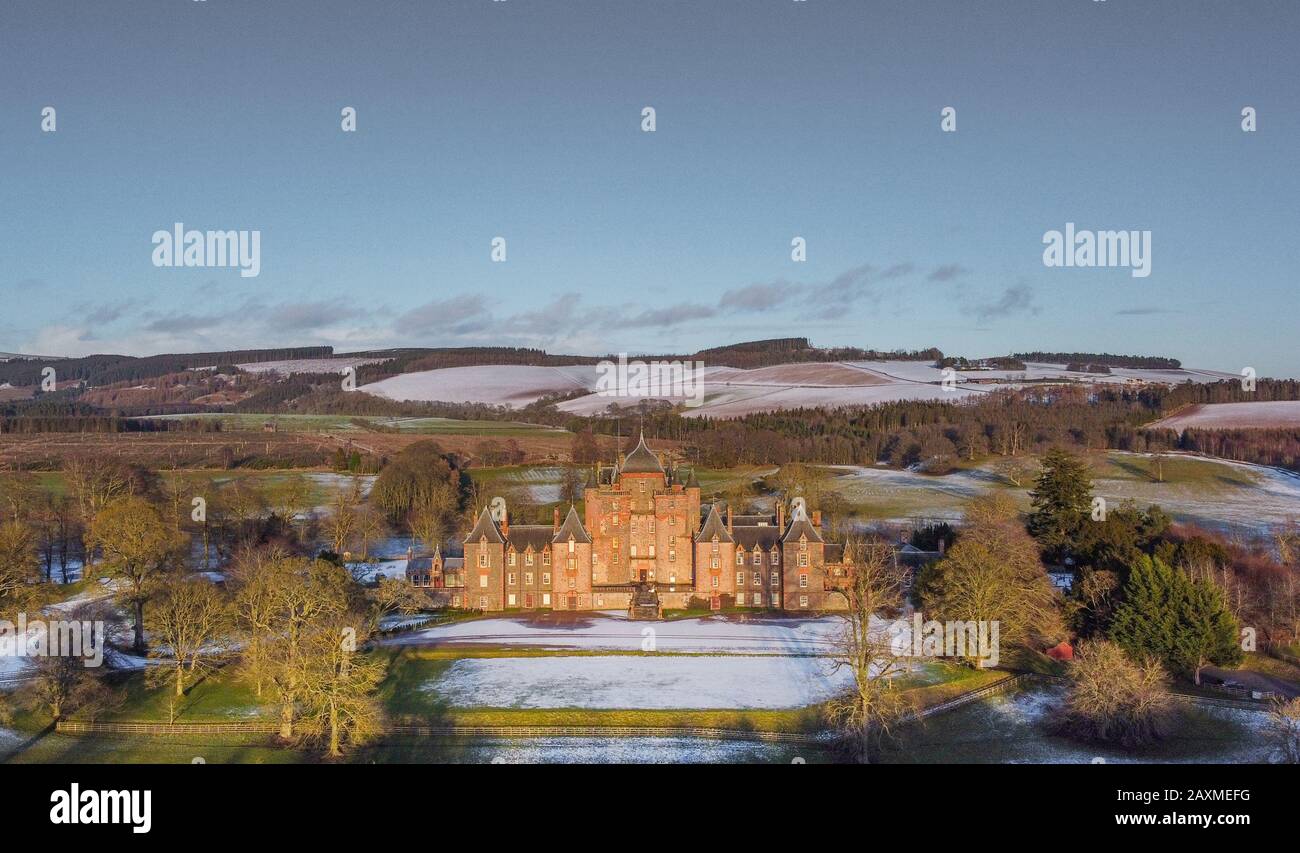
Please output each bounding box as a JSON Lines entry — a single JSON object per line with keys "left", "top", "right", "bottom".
{"left": 322, "top": 481, "right": 363, "bottom": 555}
{"left": 1270, "top": 696, "right": 1300, "bottom": 764}
{"left": 825, "top": 538, "right": 911, "bottom": 763}
{"left": 300, "top": 614, "right": 388, "bottom": 758}
{"left": 1055, "top": 639, "right": 1170, "bottom": 748}
{"left": 145, "top": 576, "right": 231, "bottom": 697}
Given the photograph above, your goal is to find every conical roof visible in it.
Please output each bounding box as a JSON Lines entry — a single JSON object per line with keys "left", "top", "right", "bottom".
{"left": 619, "top": 431, "right": 664, "bottom": 475}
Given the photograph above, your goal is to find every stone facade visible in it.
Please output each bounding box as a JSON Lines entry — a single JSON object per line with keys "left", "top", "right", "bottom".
{"left": 408, "top": 433, "right": 849, "bottom": 614}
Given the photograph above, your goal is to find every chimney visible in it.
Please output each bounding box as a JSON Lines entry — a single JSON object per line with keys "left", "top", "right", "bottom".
{"left": 778, "top": 502, "right": 785, "bottom": 530}
{"left": 553, "top": 507, "right": 561, "bottom": 531}
{"left": 812, "top": 510, "right": 822, "bottom": 528}
{"left": 500, "top": 509, "right": 509, "bottom": 538}
{"left": 726, "top": 505, "right": 733, "bottom": 533}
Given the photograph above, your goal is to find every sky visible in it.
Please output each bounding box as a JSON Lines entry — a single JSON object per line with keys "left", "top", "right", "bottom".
{"left": 2, "top": 0, "right": 1298, "bottom": 375}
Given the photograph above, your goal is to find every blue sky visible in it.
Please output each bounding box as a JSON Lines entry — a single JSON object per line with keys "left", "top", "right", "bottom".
{"left": 2, "top": 0, "right": 1298, "bottom": 375}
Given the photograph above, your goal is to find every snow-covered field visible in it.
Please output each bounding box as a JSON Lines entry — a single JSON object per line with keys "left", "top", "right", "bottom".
{"left": 364, "top": 365, "right": 598, "bottom": 406}
{"left": 429, "top": 654, "right": 853, "bottom": 709}
{"left": 420, "top": 736, "right": 812, "bottom": 764}
{"left": 360, "top": 358, "right": 1232, "bottom": 419}
{"left": 1149, "top": 401, "right": 1300, "bottom": 433}
{"left": 390, "top": 613, "right": 843, "bottom": 654}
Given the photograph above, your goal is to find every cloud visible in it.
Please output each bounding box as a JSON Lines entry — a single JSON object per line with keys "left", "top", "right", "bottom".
{"left": 1114, "top": 306, "right": 1175, "bottom": 316}
{"left": 395, "top": 295, "right": 491, "bottom": 336}
{"left": 927, "top": 264, "right": 969, "bottom": 283}
{"left": 624, "top": 302, "right": 717, "bottom": 328}
{"left": 971, "top": 284, "right": 1038, "bottom": 322}
{"left": 719, "top": 281, "right": 793, "bottom": 313}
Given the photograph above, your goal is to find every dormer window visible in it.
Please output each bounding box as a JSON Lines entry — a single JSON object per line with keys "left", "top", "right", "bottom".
{"left": 568, "top": 536, "right": 575, "bottom": 553}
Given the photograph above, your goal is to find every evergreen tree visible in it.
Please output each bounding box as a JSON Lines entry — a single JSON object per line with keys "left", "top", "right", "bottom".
{"left": 1109, "top": 554, "right": 1242, "bottom": 682}
{"left": 1027, "top": 448, "right": 1094, "bottom": 561}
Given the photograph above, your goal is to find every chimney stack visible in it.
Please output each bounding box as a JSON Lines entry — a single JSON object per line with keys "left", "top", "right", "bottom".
{"left": 812, "top": 510, "right": 822, "bottom": 528}
{"left": 501, "top": 509, "right": 509, "bottom": 538}
{"left": 726, "top": 505, "right": 733, "bottom": 533}
{"left": 778, "top": 502, "right": 785, "bottom": 530}
{"left": 554, "top": 507, "right": 561, "bottom": 531}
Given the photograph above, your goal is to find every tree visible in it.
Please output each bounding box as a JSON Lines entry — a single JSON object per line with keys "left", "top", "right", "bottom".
{"left": 300, "top": 615, "right": 387, "bottom": 757}
{"left": 571, "top": 428, "right": 600, "bottom": 465}
{"left": 29, "top": 651, "right": 115, "bottom": 722}
{"left": 917, "top": 495, "right": 1061, "bottom": 660}
{"left": 322, "top": 481, "right": 363, "bottom": 555}
{"left": 0, "top": 518, "right": 40, "bottom": 618}
{"left": 354, "top": 506, "right": 387, "bottom": 560}
{"left": 145, "top": 576, "right": 230, "bottom": 697}
{"left": 371, "top": 576, "right": 428, "bottom": 619}
{"left": 1027, "top": 448, "right": 1093, "bottom": 560}
{"left": 370, "top": 441, "right": 461, "bottom": 525}
{"left": 1109, "top": 554, "right": 1242, "bottom": 683}
{"left": 824, "top": 539, "right": 911, "bottom": 763}
{"left": 256, "top": 557, "right": 355, "bottom": 739}
{"left": 1055, "top": 639, "right": 1170, "bottom": 748}
{"left": 1270, "top": 696, "right": 1300, "bottom": 764}
{"left": 86, "top": 496, "right": 180, "bottom": 654}
{"left": 406, "top": 482, "right": 459, "bottom": 553}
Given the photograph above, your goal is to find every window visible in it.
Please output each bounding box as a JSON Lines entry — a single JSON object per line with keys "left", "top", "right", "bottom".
{"left": 772, "top": 551, "right": 779, "bottom": 565}
{"left": 736, "top": 571, "right": 745, "bottom": 586}
{"left": 543, "top": 550, "right": 551, "bottom": 565}
{"left": 711, "top": 558, "right": 719, "bottom": 569}
{"left": 799, "top": 595, "right": 808, "bottom": 608}
{"left": 525, "top": 552, "right": 534, "bottom": 566}
{"left": 711, "top": 576, "right": 719, "bottom": 588}
{"left": 712, "top": 537, "right": 719, "bottom": 554}
{"left": 524, "top": 572, "right": 533, "bottom": 586}
{"left": 800, "top": 536, "right": 807, "bottom": 551}
{"left": 799, "top": 573, "right": 808, "bottom": 588}
{"left": 507, "top": 593, "right": 517, "bottom": 607}
{"left": 508, "top": 551, "right": 516, "bottom": 567}
{"left": 478, "top": 553, "right": 488, "bottom": 568}
{"left": 479, "top": 574, "right": 488, "bottom": 588}
{"left": 507, "top": 573, "right": 517, "bottom": 586}
{"left": 567, "top": 557, "right": 575, "bottom": 571}
{"left": 771, "top": 571, "right": 779, "bottom": 585}
{"left": 799, "top": 553, "right": 809, "bottom": 567}
{"left": 630, "top": 544, "right": 637, "bottom": 558}
{"left": 669, "top": 573, "right": 676, "bottom": 584}
{"left": 735, "top": 551, "right": 744, "bottom": 566}
{"left": 669, "top": 547, "right": 676, "bottom": 562}
{"left": 568, "top": 537, "right": 575, "bottom": 554}
{"left": 648, "top": 544, "right": 655, "bottom": 558}
{"left": 479, "top": 595, "right": 487, "bottom": 609}
{"left": 452, "top": 595, "right": 461, "bottom": 608}
{"left": 753, "top": 592, "right": 763, "bottom": 606}
{"left": 542, "top": 593, "right": 551, "bottom": 606}
{"left": 649, "top": 518, "right": 656, "bottom": 533}
{"left": 771, "top": 593, "right": 780, "bottom": 607}
{"left": 752, "top": 550, "right": 761, "bottom": 566}
{"left": 542, "top": 572, "right": 551, "bottom": 585}
{"left": 753, "top": 571, "right": 761, "bottom": 585}
{"left": 596, "top": 595, "right": 604, "bottom": 607}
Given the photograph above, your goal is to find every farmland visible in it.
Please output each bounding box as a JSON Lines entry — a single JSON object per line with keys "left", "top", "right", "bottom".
{"left": 1148, "top": 401, "right": 1300, "bottom": 433}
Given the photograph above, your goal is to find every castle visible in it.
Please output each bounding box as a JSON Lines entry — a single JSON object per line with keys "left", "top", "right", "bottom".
{"left": 406, "top": 433, "right": 850, "bottom": 615}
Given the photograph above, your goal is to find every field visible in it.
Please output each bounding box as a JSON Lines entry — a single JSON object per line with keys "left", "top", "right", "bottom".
{"left": 1148, "top": 401, "right": 1300, "bottom": 433}
{"left": 359, "top": 359, "right": 1235, "bottom": 419}
{"left": 824, "top": 450, "right": 1300, "bottom": 542}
